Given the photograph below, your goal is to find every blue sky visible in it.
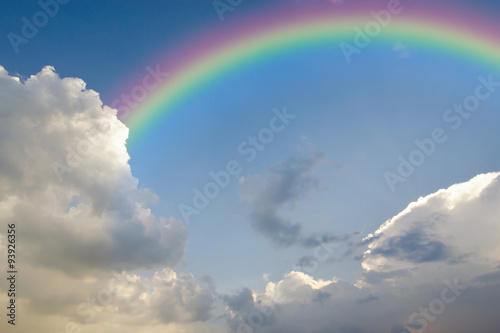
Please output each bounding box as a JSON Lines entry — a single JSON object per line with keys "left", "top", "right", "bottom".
{"left": 1, "top": 1, "right": 500, "bottom": 333}
{"left": 130, "top": 43, "right": 500, "bottom": 286}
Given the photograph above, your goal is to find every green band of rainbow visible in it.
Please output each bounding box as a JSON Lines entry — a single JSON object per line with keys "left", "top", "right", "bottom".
{"left": 123, "top": 4, "right": 500, "bottom": 145}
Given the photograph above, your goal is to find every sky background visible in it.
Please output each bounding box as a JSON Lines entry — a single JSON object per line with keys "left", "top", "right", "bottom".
{"left": 1, "top": 1, "right": 500, "bottom": 333}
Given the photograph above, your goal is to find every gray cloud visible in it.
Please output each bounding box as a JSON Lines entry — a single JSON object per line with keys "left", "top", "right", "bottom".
{"left": 360, "top": 269, "right": 412, "bottom": 286}
{"left": 390, "top": 325, "right": 410, "bottom": 333}
{"left": 248, "top": 209, "right": 302, "bottom": 246}
{"left": 369, "top": 226, "right": 452, "bottom": 263}
{"left": 312, "top": 290, "right": 331, "bottom": 303}
{"left": 331, "top": 325, "right": 365, "bottom": 333}
{"left": 228, "top": 172, "right": 500, "bottom": 333}
{"left": 356, "top": 294, "right": 379, "bottom": 304}
{"left": 472, "top": 268, "right": 500, "bottom": 285}
{"left": 301, "top": 232, "right": 357, "bottom": 248}
{"left": 223, "top": 287, "right": 255, "bottom": 314}
{"left": 239, "top": 151, "right": 345, "bottom": 248}
{"left": 223, "top": 288, "right": 276, "bottom": 332}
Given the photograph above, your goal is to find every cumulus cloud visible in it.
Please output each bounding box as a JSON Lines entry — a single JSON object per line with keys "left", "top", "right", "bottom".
{"left": 225, "top": 171, "right": 500, "bottom": 333}
{"left": 0, "top": 66, "right": 215, "bottom": 332}
{"left": 224, "top": 271, "right": 374, "bottom": 333}
{"left": 361, "top": 172, "right": 500, "bottom": 285}
{"left": 2, "top": 65, "right": 499, "bottom": 333}
{"left": 108, "top": 268, "right": 215, "bottom": 324}
{"left": 223, "top": 287, "right": 276, "bottom": 332}
{"left": 0, "top": 65, "right": 187, "bottom": 274}
{"left": 368, "top": 226, "right": 453, "bottom": 263}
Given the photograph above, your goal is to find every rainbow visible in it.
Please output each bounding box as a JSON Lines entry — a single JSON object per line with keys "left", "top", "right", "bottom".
{"left": 121, "top": 1, "right": 500, "bottom": 146}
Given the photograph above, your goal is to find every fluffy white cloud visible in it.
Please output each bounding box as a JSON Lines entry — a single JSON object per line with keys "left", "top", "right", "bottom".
{"left": 1, "top": 65, "right": 499, "bottom": 333}
{"left": 361, "top": 171, "right": 500, "bottom": 287}
{"left": 0, "top": 65, "right": 186, "bottom": 273}
{"left": 0, "top": 66, "right": 215, "bottom": 333}
{"left": 225, "top": 171, "right": 500, "bottom": 333}
{"left": 75, "top": 268, "right": 216, "bottom": 325}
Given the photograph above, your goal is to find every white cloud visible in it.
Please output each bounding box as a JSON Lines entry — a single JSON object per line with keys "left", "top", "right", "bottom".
{"left": 361, "top": 172, "right": 500, "bottom": 286}
{"left": 0, "top": 65, "right": 215, "bottom": 332}
{"left": 1, "top": 64, "right": 499, "bottom": 333}
{"left": 88, "top": 268, "right": 216, "bottom": 325}
{"left": 0, "top": 65, "right": 187, "bottom": 273}
{"left": 225, "top": 171, "right": 500, "bottom": 333}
